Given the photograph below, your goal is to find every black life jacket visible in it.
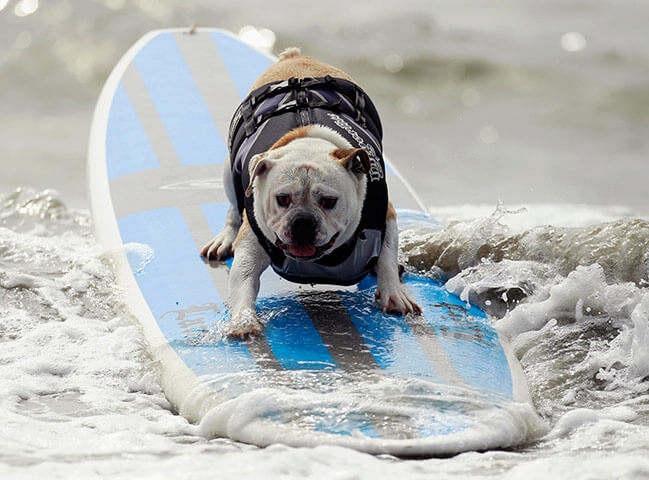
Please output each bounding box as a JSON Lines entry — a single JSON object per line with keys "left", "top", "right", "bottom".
{"left": 228, "top": 76, "right": 387, "bottom": 285}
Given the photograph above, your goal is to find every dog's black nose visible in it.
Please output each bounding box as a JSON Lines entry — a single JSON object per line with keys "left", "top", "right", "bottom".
{"left": 291, "top": 215, "right": 317, "bottom": 245}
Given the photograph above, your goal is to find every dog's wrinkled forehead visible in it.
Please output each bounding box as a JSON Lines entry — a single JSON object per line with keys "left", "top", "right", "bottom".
{"left": 274, "top": 161, "right": 327, "bottom": 182}
{"left": 272, "top": 158, "right": 353, "bottom": 193}
{"left": 246, "top": 135, "right": 370, "bottom": 201}
{"left": 268, "top": 141, "right": 351, "bottom": 174}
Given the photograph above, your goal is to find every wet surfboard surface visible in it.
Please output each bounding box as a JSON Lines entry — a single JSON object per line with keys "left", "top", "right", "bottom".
{"left": 88, "top": 28, "right": 543, "bottom": 456}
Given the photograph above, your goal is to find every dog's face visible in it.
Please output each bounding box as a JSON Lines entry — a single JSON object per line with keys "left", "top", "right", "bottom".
{"left": 246, "top": 137, "right": 369, "bottom": 260}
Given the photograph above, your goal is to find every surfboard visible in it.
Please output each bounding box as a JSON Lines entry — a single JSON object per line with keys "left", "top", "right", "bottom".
{"left": 88, "top": 28, "right": 544, "bottom": 456}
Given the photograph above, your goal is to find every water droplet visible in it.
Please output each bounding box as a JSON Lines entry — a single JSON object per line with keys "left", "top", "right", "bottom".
{"left": 239, "top": 26, "right": 276, "bottom": 54}
{"left": 560, "top": 32, "right": 587, "bottom": 52}
{"left": 383, "top": 54, "right": 404, "bottom": 74}
{"left": 14, "top": 0, "right": 39, "bottom": 17}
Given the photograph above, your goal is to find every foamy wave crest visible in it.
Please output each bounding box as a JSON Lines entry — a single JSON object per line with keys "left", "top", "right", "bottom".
{"left": 402, "top": 206, "right": 649, "bottom": 287}
{"left": 0, "top": 189, "right": 199, "bottom": 466}
{"left": 400, "top": 208, "right": 649, "bottom": 417}
{"left": 0, "top": 187, "right": 90, "bottom": 233}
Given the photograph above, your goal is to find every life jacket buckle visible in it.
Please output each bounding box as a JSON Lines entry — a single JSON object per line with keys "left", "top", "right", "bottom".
{"left": 296, "top": 90, "right": 309, "bottom": 106}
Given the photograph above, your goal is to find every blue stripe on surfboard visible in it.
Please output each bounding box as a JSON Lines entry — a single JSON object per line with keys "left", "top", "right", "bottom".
{"left": 339, "top": 282, "right": 446, "bottom": 384}
{"left": 347, "top": 277, "right": 477, "bottom": 440}
{"left": 200, "top": 202, "right": 336, "bottom": 371}
{"left": 350, "top": 275, "right": 494, "bottom": 438}
{"left": 257, "top": 297, "right": 336, "bottom": 371}
{"left": 106, "top": 83, "right": 160, "bottom": 180}
{"left": 117, "top": 207, "right": 256, "bottom": 372}
{"left": 408, "top": 280, "right": 513, "bottom": 399}
{"left": 133, "top": 33, "right": 227, "bottom": 165}
{"left": 210, "top": 31, "right": 274, "bottom": 98}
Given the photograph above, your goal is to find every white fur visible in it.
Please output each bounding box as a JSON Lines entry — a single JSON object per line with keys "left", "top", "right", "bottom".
{"left": 374, "top": 218, "right": 420, "bottom": 314}
{"left": 304, "top": 124, "right": 352, "bottom": 149}
{"left": 251, "top": 134, "right": 366, "bottom": 253}
{"left": 225, "top": 226, "right": 270, "bottom": 336}
{"left": 279, "top": 47, "right": 301, "bottom": 60}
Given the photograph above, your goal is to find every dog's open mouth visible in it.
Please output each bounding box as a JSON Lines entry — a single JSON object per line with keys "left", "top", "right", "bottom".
{"left": 276, "top": 233, "right": 339, "bottom": 259}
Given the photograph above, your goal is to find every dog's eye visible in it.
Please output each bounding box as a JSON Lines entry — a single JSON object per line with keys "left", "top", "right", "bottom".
{"left": 276, "top": 194, "right": 291, "bottom": 208}
{"left": 320, "top": 197, "right": 337, "bottom": 210}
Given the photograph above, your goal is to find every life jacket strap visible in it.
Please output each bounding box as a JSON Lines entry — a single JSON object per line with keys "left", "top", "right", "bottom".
{"left": 229, "top": 76, "right": 373, "bottom": 154}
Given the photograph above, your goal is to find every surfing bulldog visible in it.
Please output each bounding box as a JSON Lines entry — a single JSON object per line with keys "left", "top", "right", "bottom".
{"left": 201, "top": 48, "right": 421, "bottom": 337}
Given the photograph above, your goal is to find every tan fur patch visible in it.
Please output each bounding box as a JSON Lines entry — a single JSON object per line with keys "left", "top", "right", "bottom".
{"left": 330, "top": 148, "right": 370, "bottom": 175}
{"left": 233, "top": 211, "right": 251, "bottom": 250}
{"left": 330, "top": 148, "right": 360, "bottom": 165}
{"left": 269, "top": 126, "right": 312, "bottom": 150}
{"left": 386, "top": 201, "right": 397, "bottom": 221}
{"left": 249, "top": 54, "right": 356, "bottom": 93}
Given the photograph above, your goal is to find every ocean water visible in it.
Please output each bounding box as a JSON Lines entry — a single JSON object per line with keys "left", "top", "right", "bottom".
{"left": 2, "top": 0, "right": 649, "bottom": 478}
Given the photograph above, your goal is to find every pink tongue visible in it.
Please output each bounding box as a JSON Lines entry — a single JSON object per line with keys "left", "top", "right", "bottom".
{"left": 288, "top": 244, "right": 317, "bottom": 257}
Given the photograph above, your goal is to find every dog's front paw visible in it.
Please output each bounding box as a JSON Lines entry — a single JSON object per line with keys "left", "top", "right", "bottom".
{"left": 201, "top": 228, "right": 237, "bottom": 263}
{"left": 375, "top": 283, "right": 422, "bottom": 316}
{"left": 226, "top": 308, "right": 263, "bottom": 339}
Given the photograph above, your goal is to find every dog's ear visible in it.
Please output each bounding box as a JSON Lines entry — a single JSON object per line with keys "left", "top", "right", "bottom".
{"left": 331, "top": 148, "right": 370, "bottom": 177}
{"left": 245, "top": 153, "right": 274, "bottom": 197}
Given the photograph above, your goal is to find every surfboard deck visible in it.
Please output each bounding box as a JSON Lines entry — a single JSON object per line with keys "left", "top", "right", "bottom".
{"left": 88, "top": 28, "right": 544, "bottom": 456}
